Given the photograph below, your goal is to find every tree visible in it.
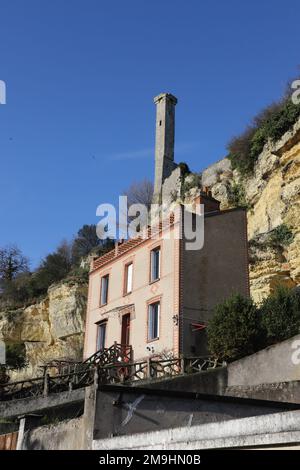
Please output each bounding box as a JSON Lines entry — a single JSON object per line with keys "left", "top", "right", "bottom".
{"left": 72, "top": 224, "right": 103, "bottom": 263}
{"left": 207, "top": 293, "right": 263, "bottom": 362}
{"left": 122, "top": 179, "right": 154, "bottom": 231}
{"left": 0, "top": 245, "right": 29, "bottom": 282}
{"left": 123, "top": 179, "right": 154, "bottom": 211}
{"left": 34, "top": 240, "right": 73, "bottom": 292}
{"left": 0, "top": 272, "right": 36, "bottom": 307}
{"left": 260, "top": 286, "right": 300, "bottom": 345}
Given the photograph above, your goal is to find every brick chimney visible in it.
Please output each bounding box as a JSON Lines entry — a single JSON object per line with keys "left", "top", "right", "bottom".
{"left": 153, "top": 93, "right": 178, "bottom": 204}
{"left": 193, "top": 187, "right": 220, "bottom": 213}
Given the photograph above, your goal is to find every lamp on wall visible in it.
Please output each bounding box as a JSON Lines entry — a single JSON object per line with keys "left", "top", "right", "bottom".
{"left": 172, "top": 314, "right": 179, "bottom": 326}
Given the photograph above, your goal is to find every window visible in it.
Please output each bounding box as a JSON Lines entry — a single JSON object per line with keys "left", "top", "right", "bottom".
{"left": 150, "top": 247, "right": 160, "bottom": 282}
{"left": 148, "top": 302, "right": 160, "bottom": 341}
{"left": 100, "top": 274, "right": 109, "bottom": 305}
{"left": 124, "top": 263, "right": 133, "bottom": 294}
{"left": 96, "top": 322, "right": 107, "bottom": 350}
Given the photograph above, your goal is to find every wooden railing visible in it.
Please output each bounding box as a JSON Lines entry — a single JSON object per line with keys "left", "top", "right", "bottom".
{"left": 149, "top": 358, "right": 182, "bottom": 379}
{"left": 83, "top": 342, "right": 132, "bottom": 367}
{"left": 0, "top": 352, "right": 222, "bottom": 401}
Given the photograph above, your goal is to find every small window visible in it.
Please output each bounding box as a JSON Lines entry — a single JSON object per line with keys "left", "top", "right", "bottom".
{"left": 100, "top": 274, "right": 109, "bottom": 305}
{"left": 96, "top": 322, "right": 107, "bottom": 351}
{"left": 150, "top": 247, "right": 160, "bottom": 282}
{"left": 148, "top": 302, "right": 160, "bottom": 341}
{"left": 124, "top": 263, "right": 133, "bottom": 294}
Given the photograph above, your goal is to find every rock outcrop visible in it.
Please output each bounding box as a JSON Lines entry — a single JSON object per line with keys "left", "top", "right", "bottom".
{"left": 0, "top": 281, "right": 87, "bottom": 381}
{"left": 201, "top": 118, "right": 300, "bottom": 303}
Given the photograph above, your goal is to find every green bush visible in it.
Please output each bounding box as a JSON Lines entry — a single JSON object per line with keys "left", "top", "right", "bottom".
{"left": 6, "top": 343, "right": 28, "bottom": 370}
{"left": 178, "top": 162, "right": 191, "bottom": 176}
{"left": 268, "top": 224, "right": 294, "bottom": 247}
{"left": 260, "top": 286, "right": 300, "bottom": 344}
{"left": 228, "top": 98, "right": 300, "bottom": 176}
{"left": 180, "top": 172, "right": 201, "bottom": 200}
{"left": 207, "top": 293, "right": 263, "bottom": 361}
{"left": 227, "top": 182, "right": 249, "bottom": 208}
{"left": 0, "top": 273, "right": 35, "bottom": 308}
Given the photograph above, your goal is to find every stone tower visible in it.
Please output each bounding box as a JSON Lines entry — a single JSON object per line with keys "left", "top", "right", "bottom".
{"left": 153, "top": 93, "right": 178, "bottom": 204}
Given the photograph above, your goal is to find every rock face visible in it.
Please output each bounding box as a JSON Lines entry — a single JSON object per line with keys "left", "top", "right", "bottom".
{"left": 0, "top": 281, "right": 87, "bottom": 381}
{"left": 201, "top": 118, "right": 300, "bottom": 303}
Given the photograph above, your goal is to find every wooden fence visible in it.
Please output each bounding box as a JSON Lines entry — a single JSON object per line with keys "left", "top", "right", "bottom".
{"left": 0, "top": 432, "right": 18, "bottom": 450}
{"left": 0, "top": 351, "right": 222, "bottom": 401}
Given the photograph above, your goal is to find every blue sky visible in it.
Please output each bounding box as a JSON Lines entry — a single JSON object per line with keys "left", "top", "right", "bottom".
{"left": 0, "top": 0, "right": 299, "bottom": 268}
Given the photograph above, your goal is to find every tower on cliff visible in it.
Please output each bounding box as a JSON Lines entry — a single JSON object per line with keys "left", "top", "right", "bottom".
{"left": 153, "top": 93, "right": 178, "bottom": 204}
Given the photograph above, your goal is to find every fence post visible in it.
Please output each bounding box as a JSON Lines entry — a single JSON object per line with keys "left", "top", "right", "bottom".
{"left": 147, "top": 358, "right": 151, "bottom": 379}
{"left": 43, "top": 373, "right": 50, "bottom": 397}
{"left": 180, "top": 356, "right": 185, "bottom": 375}
{"left": 94, "top": 366, "right": 99, "bottom": 390}
{"left": 114, "top": 341, "right": 118, "bottom": 363}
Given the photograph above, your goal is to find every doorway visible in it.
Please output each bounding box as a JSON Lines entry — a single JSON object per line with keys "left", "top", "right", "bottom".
{"left": 121, "top": 313, "right": 130, "bottom": 346}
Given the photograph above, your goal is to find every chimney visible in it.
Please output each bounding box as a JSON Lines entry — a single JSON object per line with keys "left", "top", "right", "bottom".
{"left": 153, "top": 93, "right": 178, "bottom": 204}
{"left": 193, "top": 188, "right": 220, "bottom": 213}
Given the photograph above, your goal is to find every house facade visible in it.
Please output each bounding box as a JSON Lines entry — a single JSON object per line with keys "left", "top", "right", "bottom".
{"left": 84, "top": 204, "right": 249, "bottom": 362}
{"left": 83, "top": 93, "right": 249, "bottom": 362}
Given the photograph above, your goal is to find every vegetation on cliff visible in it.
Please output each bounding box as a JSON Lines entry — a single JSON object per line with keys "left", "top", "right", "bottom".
{"left": 0, "top": 225, "right": 113, "bottom": 310}
{"left": 228, "top": 93, "right": 300, "bottom": 176}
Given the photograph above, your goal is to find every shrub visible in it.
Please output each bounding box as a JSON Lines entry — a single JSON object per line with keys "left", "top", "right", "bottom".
{"left": 33, "top": 241, "right": 73, "bottom": 294}
{"left": 228, "top": 97, "right": 300, "bottom": 176}
{"left": 260, "top": 286, "right": 300, "bottom": 344}
{"left": 268, "top": 224, "right": 294, "bottom": 247}
{"left": 207, "top": 293, "right": 263, "bottom": 361}
{"left": 227, "top": 182, "right": 248, "bottom": 208}
{"left": 178, "top": 162, "right": 191, "bottom": 176}
{"left": 6, "top": 343, "right": 27, "bottom": 370}
{"left": 180, "top": 172, "right": 201, "bottom": 200}
{"left": 0, "top": 273, "right": 34, "bottom": 308}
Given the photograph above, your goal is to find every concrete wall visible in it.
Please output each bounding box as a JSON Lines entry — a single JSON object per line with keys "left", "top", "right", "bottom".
{"left": 228, "top": 333, "right": 300, "bottom": 386}
{"left": 22, "top": 417, "right": 84, "bottom": 450}
{"left": 226, "top": 381, "right": 300, "bottom": 404}
{"left": 85, "top": 225, "right": 180, "bottom": 361}
{"left": 0, "top": 388, "right": 85, "bottom": 419}
{"left": 182, "top": 208, "right": 249, "bottom": 356}
{"left": 137, "top": 367, "right": 228, "bottom": 395}
{"left": 92, "top": 385, "right": 297, "bottom": 440}
{"left": 93, "top": 408, "right": 300, "bottom": 450}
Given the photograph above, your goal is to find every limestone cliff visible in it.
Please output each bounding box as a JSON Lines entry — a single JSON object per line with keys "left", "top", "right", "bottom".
{"left": 200, "top": 117, "right": 300, "bottom": 303}
{"left": 0, "top": 280, "right": 87, "bottom": 381}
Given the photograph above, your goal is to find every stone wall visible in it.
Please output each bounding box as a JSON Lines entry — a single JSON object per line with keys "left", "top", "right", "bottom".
{"left": 23, "top": 417, "right": 84, "bottom": 450}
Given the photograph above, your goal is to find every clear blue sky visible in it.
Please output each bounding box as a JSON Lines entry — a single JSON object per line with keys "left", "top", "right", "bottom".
{"left": 0, "top": 0, "right": 299, "bottom": 268}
